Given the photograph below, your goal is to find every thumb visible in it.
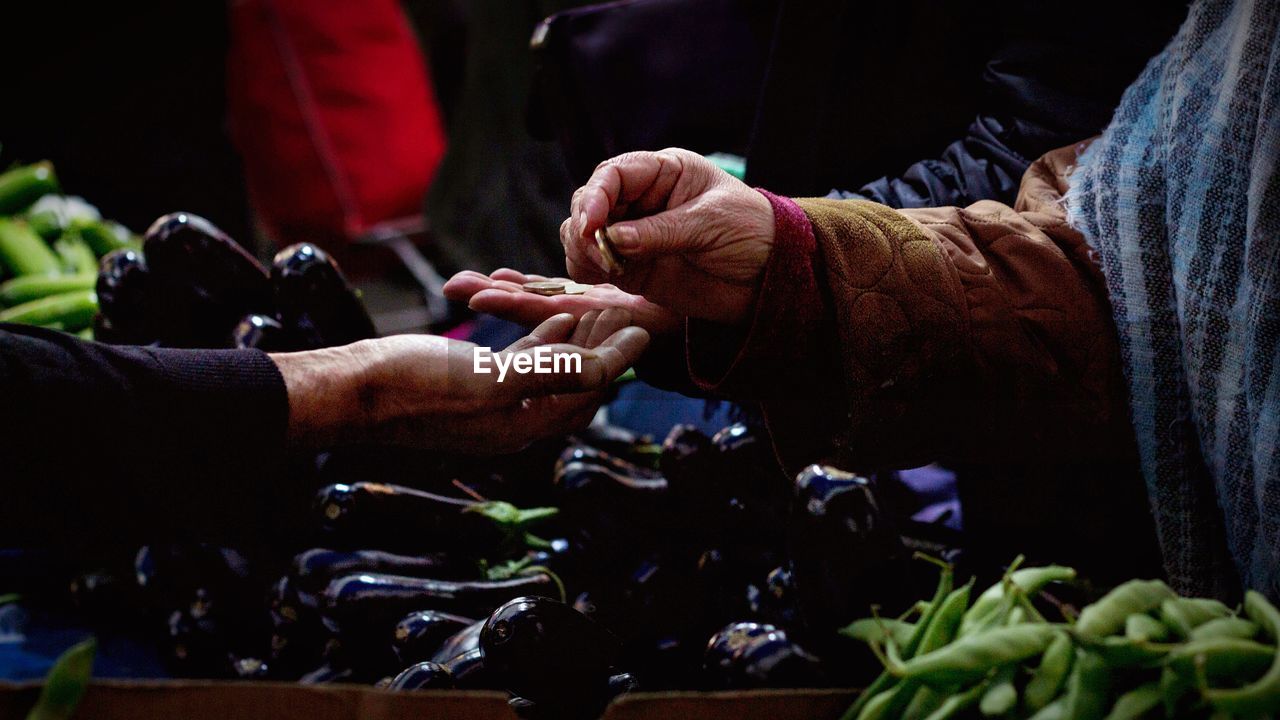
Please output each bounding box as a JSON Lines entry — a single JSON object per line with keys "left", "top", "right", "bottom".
{"left": 497, "top": 326, "right": 650, "bottom": 400}
{"left": 605, "top": 207, "right": 697, "bottom": 260}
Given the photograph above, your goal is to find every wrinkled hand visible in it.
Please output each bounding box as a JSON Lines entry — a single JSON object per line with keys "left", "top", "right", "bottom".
{"left": 443, "top": 268, "right": 682, "bottom": 336}
{"left": 275, "top": 309, "right": 649, "bottom": 454}
{"left": 563, "top": 148, "right": 775, "bottom": 325}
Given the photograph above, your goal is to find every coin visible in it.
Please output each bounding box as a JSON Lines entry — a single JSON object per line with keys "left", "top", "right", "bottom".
{"left": 522, "top": 281, "right": 567, "bottom": 296}
{"left": 595, "top": 227, "right": 624, "bottom": 275}
{"left": 563, "top": 282, "right": 592, "bottom": 295}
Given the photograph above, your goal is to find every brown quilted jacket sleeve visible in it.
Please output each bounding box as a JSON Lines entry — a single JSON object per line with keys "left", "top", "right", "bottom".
{"left": 687, "top": 143, "right": 1133, "bottom": 473}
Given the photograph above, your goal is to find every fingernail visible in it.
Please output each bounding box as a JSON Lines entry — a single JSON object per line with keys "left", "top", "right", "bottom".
{"left": 609, "top": 224, "right": 638, "bottom": 249}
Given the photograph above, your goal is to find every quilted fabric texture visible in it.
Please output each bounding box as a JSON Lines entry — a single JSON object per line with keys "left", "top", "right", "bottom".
{"left": 688, "top": 144, "right": 1134, "bottom": 482}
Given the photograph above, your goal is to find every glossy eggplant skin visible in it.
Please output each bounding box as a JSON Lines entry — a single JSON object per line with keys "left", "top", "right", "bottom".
{"left": 703, "top": 623, "right": 822, "bottom": 689}
{"left": 231, "top": 313, "right": 292, "bottom": 351}
{"left": 95, "top": 247, "right": 155, "bottom": 344}
{"left": 271, "top": 242, "right": 375, "bottom": 349}
{"left": 553, "top": 450, "right": 671, "bottom": 556}
{"left": 313, "top": 482, "right": 505, "bottom": 554}
{"left": 730, "top": 629, "right": 824, "bottom": 689}
{"left": 392, "top": 610, "right": 476, "bottom": 666}
{"left": 746, "top": 565, "right": 800, "bottom": 627}
{"left": 787, "top": 465, "right": 909, "bottom": 636}
{"left": 480, "top": 596, "right": 621, "bottom": 704}
{"left": 142, "top": 212, "right": 274, "bottom": 347}
{"left": 703, "top": 622, "right": 777, "bottom": 680}
{"left": 291, "top": 548, "right": 460, "bottom": 599}
{"left": 320, "top": 572, "right": 557, "bottom": 633}
{"left": 430, "top": 619, "right": 485, "bottom": 665}
{"left": 442, "top": 647, "right": 495, "bottom": 689}
{"left": 387, "top": 661, "right": 455, "bottom": 690}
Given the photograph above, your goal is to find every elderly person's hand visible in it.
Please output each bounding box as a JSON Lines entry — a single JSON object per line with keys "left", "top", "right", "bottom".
{"left": 272, "top": 309, "right": 648, "bottom": 454}
{"left": 443, "top": 268, "right": 682, "bottom": 336}
{"left": 565, "top": 148, "right": 775, "bottom": 326}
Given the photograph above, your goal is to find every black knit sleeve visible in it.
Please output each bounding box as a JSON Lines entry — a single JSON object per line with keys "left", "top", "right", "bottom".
{"left": 0, "top": 324, "right": 298, "bottom": 550}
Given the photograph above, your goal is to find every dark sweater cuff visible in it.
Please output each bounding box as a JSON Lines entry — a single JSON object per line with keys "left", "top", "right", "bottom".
{"left": 687, "top": 190, "right": 823, "bottom": 395}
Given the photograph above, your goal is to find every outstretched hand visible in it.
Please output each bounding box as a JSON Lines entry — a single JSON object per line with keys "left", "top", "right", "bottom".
{"left": 443, "top": 268, "right": 682, "bottom": 336}
{"left": 275, "top": 309, "right": 649, "bottom": 454}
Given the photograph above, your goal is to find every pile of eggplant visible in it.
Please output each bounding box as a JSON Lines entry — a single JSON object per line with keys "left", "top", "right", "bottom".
{"left": 58, "top": 415, "right": 949, "bottom": 718}
{"left": 48, "top": 205, "right": 956, "bottom": 715}
{"left": 95, "top": 211, "right": 375, "bottom": 350}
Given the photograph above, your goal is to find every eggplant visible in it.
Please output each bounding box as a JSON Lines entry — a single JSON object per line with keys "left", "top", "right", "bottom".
{"left": 231, "top": 313, "right": 293, "bottom": 351}
{"left": 392, "top": 610, "right": 475, "bottom": 666}
{"left": 571, "top": 421, "right": 659, "bottom": 467}
{"left": 553, "top": 454, "right": 671, "bottom": 555}
{"left": 703, "top": 622, "right": 777, "bottom": 679}
{"left": 703, "top": 622, "right": 822, "bottom": 689}
{"left": 441, "top": 647, "right": 495, "bottom": 689}
{"left": 387, "top": 660, "right": 455, "bottom": 690}
{"left": 95, "top": 247, "right": 155, "bottom": 343}
{"left": 554, "top": 443, "right": 662, "bottom": 481}
{"left": 298, "top": 663, "right": 353, "bottom": 684}
{"left": 788, "top": 465, "right": 909, "bottom": 636}
{"left": 167, "top": 606, "right": 230, "bottom": 678}
{"left": 659, "top": 424, "right": 719, "bottom": 488}
{"left": 480, "top": 596, "right": 621, "bottom": 704}
{"left": 320, "top": 572, "right": 557, "bottom": 633}
{"left": 729, "top": 628, "right": 824, "bottom": 688}
{"left": 271, "top": 242, "right": 375, "bottom": 349}
{"left": 142, "top": 212, "right": 274, "bottom": 347}
{"left": 291, "top": 548, "right": 461, "bottom": 600}
{"left": 231, "top": 656, "right": 271, "bottom": 679}
{"left": 430, "top": 619, "right": 485, "bottom": 664}
{"left": 313, "top": 482, "right": 505, "bottom": 554}
{"left": 746, "top": 564, "right": 799, "bottom": 627}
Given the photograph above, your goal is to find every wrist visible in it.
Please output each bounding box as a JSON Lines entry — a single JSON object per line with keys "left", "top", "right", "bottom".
{"left": 272, "top": 339, "right": 380, "bottom": 448}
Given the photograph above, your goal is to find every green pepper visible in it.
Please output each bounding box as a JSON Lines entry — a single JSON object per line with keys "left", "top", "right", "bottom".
{"left": 0, "top": 161, "right": 58, "bottom": 214}
{"left": 0, "top": 290, "right": 97, "bottom": 331}
{"left": 0, "top": 219, "right": 61, "bottom": 277}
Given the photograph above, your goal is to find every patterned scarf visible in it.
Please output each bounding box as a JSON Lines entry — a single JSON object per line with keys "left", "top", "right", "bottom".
{"left": 1067, "top": 0, "right": 1280, "bottom": 599}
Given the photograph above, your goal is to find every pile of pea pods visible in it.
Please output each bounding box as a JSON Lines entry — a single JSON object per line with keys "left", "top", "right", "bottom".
{"left": 840, "top": 557, "right": 1280, "bottom": 720}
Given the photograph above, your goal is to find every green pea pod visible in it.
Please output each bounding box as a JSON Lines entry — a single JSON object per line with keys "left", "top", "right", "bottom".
{"left": 1102, "top": 682, "right": 1161, "bottom": 720}
{"left": 54, "top": 233, "right": 97, "bottom": 275}
{"left": 1079, "top": 635, "right": 1170, "bottom": 668}
{"left": 922, "top": 680, "right": 989, "bottom": 720}
{"left": 0, "top": 219, "right": 61, "bottom": 277}
{"left": 1075, "top": 579, "right": 1176, "bottom": 640}
{"left": 0, "top": 290, "right": 97, "bottom": 331}
{"left": 1158, "top": 597, "right": 1233, "bottom": 638}
{"left": 843, "top": 565, "right": 953, "bottom": 720}
{"left": 0, "top": 273, "right": 95, "bottom": 307}
{"left": 25, "top": 637, "right": 95, "bottom": 720}
{"left": 896, "top": 624, "right": 1059, "bottom": 687}
{"left": 841, "top": 619, "right": 916, "bottom": 649}
{"left": 1202, "top": 591, "right": 1280, "bottom": 716}
{"left": 917, "top": 580, "right": 975, "bottom": 656}
{"left": 960, "top": 565, "right": 1076, "bottom": 636}
{"left": 902, "top": 686, "right": 947, "bottom": 720}
{"left": 1189, "top": 615, "right": 1260, "bottom": 641}
{"left": 0, "top": 161, "right": 59, "bottom": 215}
{"left": 978, "top": 667, "right": 1017, "bottom": 716}
{"left": 1166, "top": 637, "right": 1276, "bottom": 681}
{"left": 1125, "top": 613, "right": 1170, "bottom": 643}
{"left": 854, "top": 687, "right": 899, "bottom": 720}
{"left": 1160, "top": 665, "right": 1191, "bottom": 717}
{"left": 1028, "top": 698, "right": 1066, "bottom": 720}
{"left": 1062, "top": 649, "right": 1111, "bottom": 720}
{"left": 1025, "top": 631, "right": 1074, "bottom": 712}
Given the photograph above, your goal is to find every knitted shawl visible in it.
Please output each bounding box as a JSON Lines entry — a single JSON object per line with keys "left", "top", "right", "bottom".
{"left": 1067, "top": 0, "right": 1280, "bottom": 599}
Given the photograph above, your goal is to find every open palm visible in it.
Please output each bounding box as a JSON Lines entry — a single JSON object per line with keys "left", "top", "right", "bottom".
{"left": 443, "top": 268, "right": 682, "bottom": 336}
